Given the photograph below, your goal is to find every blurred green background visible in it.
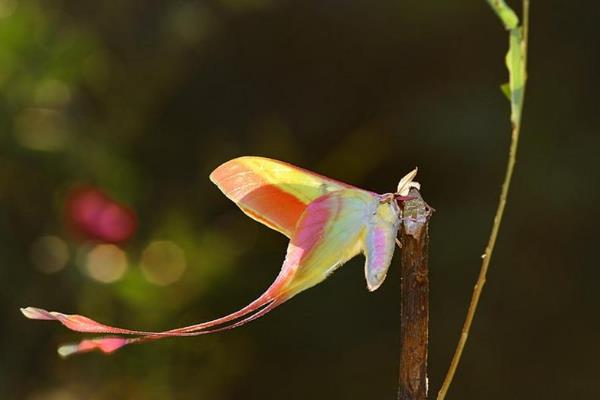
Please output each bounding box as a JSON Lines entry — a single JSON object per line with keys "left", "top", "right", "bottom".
{"left": 1, "top": 0, "right": 598, "bottom": 398}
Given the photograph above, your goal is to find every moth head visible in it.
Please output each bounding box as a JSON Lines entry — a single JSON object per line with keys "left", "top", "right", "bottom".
{"left": 395, "top": 168, "right": 420, "bottom": 197}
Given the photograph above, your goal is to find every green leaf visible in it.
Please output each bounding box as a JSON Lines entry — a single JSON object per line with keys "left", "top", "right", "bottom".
{"left": 505, "top": 27, "right": 525, "bottom": 125}
{"left": 486, "top": 0, "right": 519, "bottom": 29}
{"left": 487, "top": 0, "right": 526, "bottom": 127}
{"left": 500, "top": 82, "right": 511, "bottom": 100}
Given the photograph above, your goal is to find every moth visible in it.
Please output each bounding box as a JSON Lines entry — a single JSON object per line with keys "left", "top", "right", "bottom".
{"left": 22, "top": 156, "right": 421, "bottom": 356}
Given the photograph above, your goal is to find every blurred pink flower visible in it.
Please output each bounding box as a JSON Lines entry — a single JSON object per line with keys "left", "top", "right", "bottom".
{"left": 65, "top": 185, "right": 137, "bottom": 243}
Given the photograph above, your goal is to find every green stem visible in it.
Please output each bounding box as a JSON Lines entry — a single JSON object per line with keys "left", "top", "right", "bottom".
{"left": 436, "top": 1, "right": 529, "bottom": 399}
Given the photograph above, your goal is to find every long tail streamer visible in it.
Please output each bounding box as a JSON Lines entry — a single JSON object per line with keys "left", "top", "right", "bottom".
{"left": 22, "top": 284, "right": 289, "bottom": 357}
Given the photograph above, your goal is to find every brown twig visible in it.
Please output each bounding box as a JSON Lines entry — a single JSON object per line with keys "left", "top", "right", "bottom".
{"left": 398, "top": 188, "right": 432, "bottom": 400}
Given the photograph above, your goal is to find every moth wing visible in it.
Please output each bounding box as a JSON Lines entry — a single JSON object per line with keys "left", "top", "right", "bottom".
{"left": 20, "top": 189, "right": 376, "bottom": 356}
{"left": 364, "top": 207, "right": 401, "bottom": 291}
{"left": 209, "top": 156, "right": 356, "bottom": 237}
{"left": 269, "top": 189, "right": 375, "bottom": 299}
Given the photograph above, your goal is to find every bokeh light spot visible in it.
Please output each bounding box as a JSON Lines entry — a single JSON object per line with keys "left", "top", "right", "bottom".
{"left": 14, "top": 107, "right": 69, "bottom": 152}
{"left": 34, "top": 79, "right": 71, "bottom": 107}
{"left": 0, "top": 0, "right": 17, "bottom": 19}
{"left": 65, "top": 186, "right": 137, "bottom": 243}
{"left": 165, "top": 2, "right": 216, "bottom": 44}
{"left": 85, "top": 244, "right": 128, "bottom": 284}
{"left": 30, "top": 236, "right": 70, "bottom": 274}
{"left": 140, "top": 241, "right": 186, "bottom": 286}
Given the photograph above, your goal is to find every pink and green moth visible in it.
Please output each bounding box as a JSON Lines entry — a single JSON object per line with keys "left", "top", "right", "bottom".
{"left": 21, "top": 156, "right": 420, "bottom": 357}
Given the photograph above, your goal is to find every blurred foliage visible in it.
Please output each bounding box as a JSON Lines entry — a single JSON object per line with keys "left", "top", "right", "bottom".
{"left": 1, "top": 0, "right": 599, "bottom": 399}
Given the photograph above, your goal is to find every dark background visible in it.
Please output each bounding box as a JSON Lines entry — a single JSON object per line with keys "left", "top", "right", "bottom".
{"left": 1, "top": 0, "right": 598, "bottom": 399}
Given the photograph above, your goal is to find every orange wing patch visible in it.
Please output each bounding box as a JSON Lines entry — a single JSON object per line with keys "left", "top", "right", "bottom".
{"left": 210, "top": 156, "right": 355, "bottom": 237}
